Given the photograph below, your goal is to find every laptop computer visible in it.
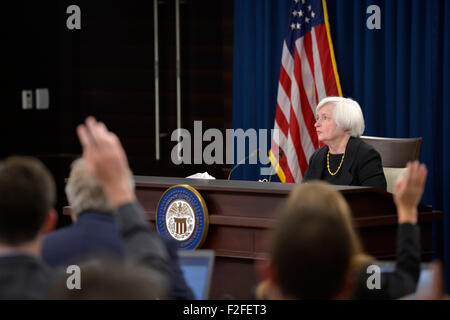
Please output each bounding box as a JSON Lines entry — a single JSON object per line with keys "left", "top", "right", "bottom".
{"left": 177, "top": 249, "right": 215, "bottom": 300}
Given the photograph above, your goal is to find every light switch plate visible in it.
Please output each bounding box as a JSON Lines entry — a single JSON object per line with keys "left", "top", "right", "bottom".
{"left": 22, "top": 90, "right": 33, "bottom": 110}
{"left": 36, "top": 88, "right": 49, "bottom": 110}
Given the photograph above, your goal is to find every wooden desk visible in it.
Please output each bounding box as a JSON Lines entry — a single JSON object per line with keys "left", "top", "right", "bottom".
{"left": 134, "top": 176, "right": 443, "bottom": 299}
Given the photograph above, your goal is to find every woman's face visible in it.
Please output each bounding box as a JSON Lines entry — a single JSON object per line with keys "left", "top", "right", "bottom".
{"left": 314, "top": 103, "right": 347, "bottom": 144}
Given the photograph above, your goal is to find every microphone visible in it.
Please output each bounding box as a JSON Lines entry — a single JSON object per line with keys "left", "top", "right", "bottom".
{"left": 268, "top": 150, "right": 284, "bottom": 182}
{"left": 228, "top": 149, "right": 260, "bottom": 180}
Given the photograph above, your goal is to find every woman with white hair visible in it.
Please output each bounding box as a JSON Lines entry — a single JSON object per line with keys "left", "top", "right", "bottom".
{"left": 303, "top": 97, "right": 387, "bottom": 190}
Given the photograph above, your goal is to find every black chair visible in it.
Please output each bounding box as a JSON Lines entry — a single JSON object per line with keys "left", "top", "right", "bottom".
{"left": 360, "top": 136, "right": 423, "bottom": 193}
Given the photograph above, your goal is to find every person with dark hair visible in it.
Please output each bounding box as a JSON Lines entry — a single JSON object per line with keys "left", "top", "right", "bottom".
{"left": 0, "top": 157, "right": 58, "bottom": 299}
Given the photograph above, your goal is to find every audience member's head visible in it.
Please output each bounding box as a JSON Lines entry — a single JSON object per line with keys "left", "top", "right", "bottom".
{"left": 286, "top": 180, "right": 371, "bottom": 271}
{"left": 65, "top": 158, "right": 115, "bottom": 219}
{"left": 0, "top": 156, "right": 57, "bottom": 246}
{"left": 267, "top": 181, "right": 369, "bottom": 299}
{"left": 47, "top": 259, "right": 170, "bottom": 300}
{"left": 66, "top": 158, "right": 136, "bottom": 221}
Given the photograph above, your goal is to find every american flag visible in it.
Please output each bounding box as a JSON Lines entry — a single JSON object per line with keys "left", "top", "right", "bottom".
{"left": 270, "top": 0, "right": 342, "bottom": 183}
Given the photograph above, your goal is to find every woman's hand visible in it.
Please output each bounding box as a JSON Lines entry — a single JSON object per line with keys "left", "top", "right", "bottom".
{"left": 393, "top": 161, "right": 427, "bottom": 224}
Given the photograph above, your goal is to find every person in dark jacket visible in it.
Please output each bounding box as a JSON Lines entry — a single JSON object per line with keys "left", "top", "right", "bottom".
{"left": 352, "top": 161, "right": 426, "bottom": 299}
{"left": 0, "top": 123, "right": 174, "bottom": 299}
{"left": 75, "top": 117, "right": 194, "bottom": 300}
{"left": 257, "top": 161, "right": 426, "bottom": 299}
{"left": 303, "top": 97, "right": 387, "bottom": 191}
{"left": 0, "top": 157, "right": 58, "bottom": 299}
{"left": 42, "top": 158, "right": 125, "bottom": 267}
{"left": 0, "top": 156, "right": 172, "bottom": 300}
{"left": 44, "top": 147, "right": 194, "bottom": 299}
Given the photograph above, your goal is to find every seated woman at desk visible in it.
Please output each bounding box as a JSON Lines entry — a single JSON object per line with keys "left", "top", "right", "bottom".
{"left": 303, "top": 97, "right": 387, "bottom": 191}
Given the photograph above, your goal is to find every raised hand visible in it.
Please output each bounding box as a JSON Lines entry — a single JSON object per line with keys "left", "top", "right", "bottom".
{"left": 393, "top": 161, "right": 428, "bottom": 224}
{"left": 76, "top": 116, "right": 135, "bottom": 206}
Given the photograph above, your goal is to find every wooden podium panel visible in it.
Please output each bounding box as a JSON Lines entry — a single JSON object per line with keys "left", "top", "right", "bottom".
{"left": 134, "top": 176, "right": 442, "bottom": 299}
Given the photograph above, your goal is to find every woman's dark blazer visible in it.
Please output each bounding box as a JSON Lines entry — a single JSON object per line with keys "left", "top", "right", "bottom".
{"left": 303, "top": 137, "right": 387, "bottom": 191}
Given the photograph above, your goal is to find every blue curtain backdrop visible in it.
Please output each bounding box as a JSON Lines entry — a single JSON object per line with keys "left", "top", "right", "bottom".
{"left": 231, "top": 0, "right": 291, "bottom": 181}
{"left": 232, "top": 0, "right": 450, "bottom": 291}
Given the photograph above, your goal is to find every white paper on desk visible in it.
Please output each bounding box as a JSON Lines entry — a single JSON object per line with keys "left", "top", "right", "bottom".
{"left": 186, "top": 172, "right": 216, "bottom": 180}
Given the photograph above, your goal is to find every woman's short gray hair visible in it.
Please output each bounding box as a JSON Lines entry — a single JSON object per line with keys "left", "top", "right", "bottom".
{"left": 316, "top": 97, "right": 365, "bottom": 138}
{"left": 65, "top": 158, "right": 116, "bottom": 215}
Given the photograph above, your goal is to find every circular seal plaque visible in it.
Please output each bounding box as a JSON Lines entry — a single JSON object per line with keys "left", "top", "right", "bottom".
{"left": 156, "top": 185, "right": 209, "bottom": 250}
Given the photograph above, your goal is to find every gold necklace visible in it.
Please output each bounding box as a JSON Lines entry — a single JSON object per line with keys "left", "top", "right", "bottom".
{"left": 327, "top": 150, "right": 345, "bottom": 176}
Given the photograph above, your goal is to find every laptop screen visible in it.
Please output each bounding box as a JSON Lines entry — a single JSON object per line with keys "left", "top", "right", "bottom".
{"left": 177, "top": 249, "right": 215, "bottom": 300}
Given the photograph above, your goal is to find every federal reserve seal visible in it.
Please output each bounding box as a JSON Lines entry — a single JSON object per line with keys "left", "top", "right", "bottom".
{"left": 156, "top": 185, "right": 209, "bottom": 250}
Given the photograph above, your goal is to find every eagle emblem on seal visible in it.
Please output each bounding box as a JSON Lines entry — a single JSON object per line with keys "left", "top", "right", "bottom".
{"left": 166, "top": 200, "right": 195, "bottom": 241}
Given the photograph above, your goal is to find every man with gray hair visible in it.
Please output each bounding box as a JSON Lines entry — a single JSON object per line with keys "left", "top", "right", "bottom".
{"left": 42, "top": 158, "right": 125, "bottom": 267}
{"left": 43, "top": 156, "right": 195, "bottom": 299}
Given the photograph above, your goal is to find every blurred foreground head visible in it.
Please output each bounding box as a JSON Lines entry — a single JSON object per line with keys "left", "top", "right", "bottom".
{"left": 65, "top": 158, "right": 116, "bottom": 217}
{"left": 0, "top": 156, "right": 56, "bottom": 245}
{"left": 47, "top": 259, "right": 170, "bottom": 300}
{"left": 66, "top": 158, "right": 136, "bottom": 220}
{"left": 270, "top": 181, "right": 368, "bottom": 299}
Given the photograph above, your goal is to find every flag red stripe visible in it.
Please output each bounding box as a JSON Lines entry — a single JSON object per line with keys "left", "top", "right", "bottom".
{"left": 303, "top": 33, "right": 315, "bottom": 82}
{"left": 279, "top": 151, "right": 295, "bottom": 183}
{"left": 293, "top": 47, "right": 319, "bottom": 149}
{"left": 279, "top": 64, "right": 292, "bottom": 99}
{"left": 275, "top": 103, "right": 290, "bottom": 137}
{"left": 288, "top": 106, "right": 309, "bottom": 176}
{"left": 272, "top": 141, "right": 295, "bottom": 183}
{"left": 304, "top": 32, "right": 320, "bottom": 110}
{"left": 314, "top": 24, "right": 339, "bottom": 96}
